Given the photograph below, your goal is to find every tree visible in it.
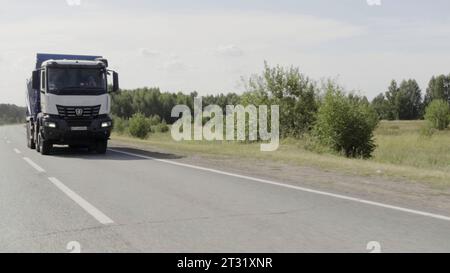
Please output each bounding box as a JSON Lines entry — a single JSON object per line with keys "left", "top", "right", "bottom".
{"left": 314, "top": 86, "right": 379, "bottom": 158}
{"left": 424, "top": 99, "right": 450, "bottom": 130}
{"left": 371, "top": 93, "right": 395, "bottom": 120}
{"left": 397, "top": 79, "right": 423, "bottom": 120}
{"left": 380, "top": 79, "right": 424, "bottom": 120}
{"left": 424, "top": 75, "right": 450, "bottom": 107}
{"left": 244, "top": 61, "right": 318, "bottom": 137}
{"left": 111, "top": 90, "right": 134, "bottom": 119}
{"left": 384, "top": 80, "right": 400, "bottom": 119}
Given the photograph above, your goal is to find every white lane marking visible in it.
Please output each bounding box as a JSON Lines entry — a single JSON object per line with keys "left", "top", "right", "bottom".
{"left": 23, "top": 157, "right": 46, "bottom": 173}
{"left": 109, "top": 148, "right": 450, "bottom": 222}
{"left": 14, "top": 148, "right": 21, "bottom": 154}
{"left": 6, "top": 140, "right": 11, "bottom": 144}
{"left": 48, "top": 177, "right": 114, "bottom": 225}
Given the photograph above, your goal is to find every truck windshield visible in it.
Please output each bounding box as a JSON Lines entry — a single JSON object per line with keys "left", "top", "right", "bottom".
{"left": 47, "top": 67, "right": 106, "bottom": 95}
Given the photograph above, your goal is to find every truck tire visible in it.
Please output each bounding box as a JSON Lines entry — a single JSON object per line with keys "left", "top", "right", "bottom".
{"left": 96, "top": 140, "right": 108, "bottom": 154}
{"left": 35, "top": 134, "right": 41, "bottom": 153}
{"left": 37, "top": 133, "right": 52, "bottom": 155}
{"left": 26, "top": 124, "right": 36, "bottom": 149}
{"left": 28, "top": 138, "right": 36, "bottom": 149}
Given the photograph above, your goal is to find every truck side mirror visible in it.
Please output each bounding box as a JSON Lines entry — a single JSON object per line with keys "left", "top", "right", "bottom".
{"left": 112, "top": 72, "right": 119, "bottom": 92}
{"left": 32, "top": 71, "right": 40, "bottom": 90}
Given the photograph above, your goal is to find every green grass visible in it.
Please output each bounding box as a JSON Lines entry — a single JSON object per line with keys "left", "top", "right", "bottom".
{"left": 112, "top": 120, "right": 450, "bottom": 188}
{"left": 373, "top": 121, "right": 450, "bottom": 173}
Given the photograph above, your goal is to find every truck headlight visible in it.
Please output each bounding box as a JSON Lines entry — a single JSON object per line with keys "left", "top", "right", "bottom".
{"left": 44, "top": 122, "right": 56, "bottom": 128}
{"left": 101, "top": 121, "right": 112, "bottom": 128}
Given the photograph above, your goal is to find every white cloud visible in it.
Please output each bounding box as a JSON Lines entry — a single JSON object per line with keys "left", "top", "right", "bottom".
{"left": 163, "top": 60, "right": 189, "bottom": 73}
{"left": 139, "top": 48, "right": 160, "bottom": 57}
{"left": 66, "top": 0, "right": 82, "bottom": 7}
{"left": 367, "top": 0, "right": 382, "bottom": 6}
{"left": 1, "top": 2, "right": 450, "bottom": 106}
{"left": 0, "top": 11, "right": 367, "bottom": 104}
{"left": 216, "top": 45, "right": 244, "bottom": 57}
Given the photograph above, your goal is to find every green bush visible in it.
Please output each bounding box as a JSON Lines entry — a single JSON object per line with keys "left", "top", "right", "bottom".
{"left": 152, "top": 120, "right": 169, "bottom": 133}
{"left": 313, "top": 89, "right": 379, "bottom": 158}
{"left": 112, "top": 115, "right": 128, "bottom": 135}
{"left": 424, "top": 99, "right": 450, "bottom": 130}
{"left": 149, "top": 115, "right": 161, "bottom": 126}
{"left": 244, "top": 62, "right": 318, "bottom": 137}
{"left": 128, "top": 113, "right": 152, "bottom": 139}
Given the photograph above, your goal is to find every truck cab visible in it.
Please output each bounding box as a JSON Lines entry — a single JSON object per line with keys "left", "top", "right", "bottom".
{"left": 26, "top": 53, "right": 119, "bottom": 155}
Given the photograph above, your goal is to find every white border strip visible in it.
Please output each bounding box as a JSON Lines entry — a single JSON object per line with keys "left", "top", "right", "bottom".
{"left": 109, "top": 148, "right": 450, "bottom": 222}
{"left": 14, "top": 148, "right": 21, "bottom": 154}
{"left": 49, "top": 177, "right": 114, "bottom": 225}
{"left": 23, "top": 157, "right": 46, "bottom": 173}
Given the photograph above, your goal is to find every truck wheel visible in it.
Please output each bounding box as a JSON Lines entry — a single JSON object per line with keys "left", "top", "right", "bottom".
{"left": 29, "top": 138, "right": 36, "bottom": 149}
{"left": 26, "top": 125, "right": 36, "bottom": 149}
{"left": 36, "top": 133, "right": 41, "bottom": 153}
{"left": 38, "top": 133, "right": 52, "bottom": 155}
{"left": 96, "top": 140, "right": 108, "bottom": 154}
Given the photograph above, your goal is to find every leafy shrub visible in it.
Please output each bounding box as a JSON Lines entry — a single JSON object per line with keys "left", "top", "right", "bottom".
{"left": 244, "top": 62, "right": 318, "bottom": 137}
{"left": 148, "top": 115, "right": 161, "bottom": 126}
{"left": 424, "top": 99, "right": 450, "bottom": 130}
{"left": 112, "top": 115, "right": 128, "bottom": 135}
{"left": 152, "top": 120, "right": 169, "bottom": 133}
{"left": 128, "top": 113, "right": 152, "bottom": 139}
{"left": 313, "top": 89, "right": 379, "bottom": 158}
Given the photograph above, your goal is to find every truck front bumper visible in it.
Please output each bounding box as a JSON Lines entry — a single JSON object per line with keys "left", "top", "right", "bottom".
{"left": 41, "top": 115, "right": 112, "bottom": 145}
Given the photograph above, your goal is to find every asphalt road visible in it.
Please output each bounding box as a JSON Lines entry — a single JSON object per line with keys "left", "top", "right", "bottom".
{"left": 1, "top": 124, "right": 450, "bottom": 253}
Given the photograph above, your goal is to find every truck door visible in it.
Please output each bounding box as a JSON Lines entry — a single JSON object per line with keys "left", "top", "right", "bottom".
{"left": 40, "top": 69, "right": 47, "bottom": 114}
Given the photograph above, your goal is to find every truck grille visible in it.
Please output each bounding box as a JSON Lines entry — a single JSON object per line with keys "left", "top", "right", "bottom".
{"left": 56, "top": 105, "right": 101, "bottom": 119}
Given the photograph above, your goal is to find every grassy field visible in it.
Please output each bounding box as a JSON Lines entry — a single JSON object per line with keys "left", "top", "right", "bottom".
{"left": 373, "top": 121, "right": 450, "bottom": 172}
{"left": 112, "top": 120, "right": 450, "bottom": 188}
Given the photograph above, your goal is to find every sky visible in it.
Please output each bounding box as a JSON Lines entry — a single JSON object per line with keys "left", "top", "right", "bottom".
{"left": 1, "top": 0, "right": 450, "bottom": 106}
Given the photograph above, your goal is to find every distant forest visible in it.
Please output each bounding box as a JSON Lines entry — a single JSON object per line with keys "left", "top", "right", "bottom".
{"left": 0, "top": 104, "right": 26, "bottom": 125}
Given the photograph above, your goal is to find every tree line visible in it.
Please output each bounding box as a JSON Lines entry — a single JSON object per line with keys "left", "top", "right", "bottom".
{"left": 110, "top": 63, "right": 450, "bottom": 158}
{"left": 111, "top": 88, "right": 241, "bottom": 124}
{"left": 0, "top": 104, "right": 26, "bottom": 125}
{"left": 371, "top": 75, "right": 450, "bottom": 120}
{"left": 112, "top": 70, "right": 450, "bottom": 128}
{"left": 111, "top": 63, "right": 380, "bottom": 157}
